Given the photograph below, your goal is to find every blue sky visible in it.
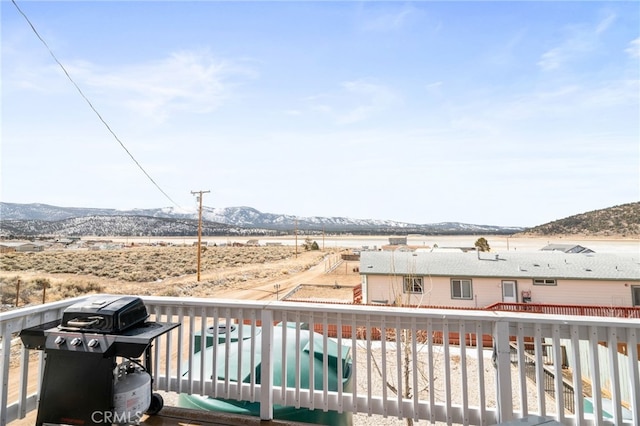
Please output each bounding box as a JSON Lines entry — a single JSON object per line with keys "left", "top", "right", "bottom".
{"left": 2, "top": 1, "right": 638, "bottom": 227}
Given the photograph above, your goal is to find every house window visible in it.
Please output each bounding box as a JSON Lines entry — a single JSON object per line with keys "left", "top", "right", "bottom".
{"left": 632, "top": 286, "right": 640, "bottom": 307}
{"left": 404, "top": 277, "right": 423, "bottom": 294}
{"left": 533, "top": 278, "right": 557, "bottom": 286}
{"left": 451, "top": 279, "right": 472, "bottom": 300}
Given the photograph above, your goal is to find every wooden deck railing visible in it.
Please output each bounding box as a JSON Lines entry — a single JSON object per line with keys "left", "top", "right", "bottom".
{"left": 485, "top": 302, "right": 640, "bottom": 318}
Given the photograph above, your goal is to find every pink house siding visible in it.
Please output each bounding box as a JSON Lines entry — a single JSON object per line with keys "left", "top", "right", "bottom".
{"left": 364, "top": 275, "right": 638, "bottom": 308}
{"left": 520, "top": 279, "right": 635, "bottom": 307}
{"left": 360, "top": 251, "right": 640, "bottom": 308}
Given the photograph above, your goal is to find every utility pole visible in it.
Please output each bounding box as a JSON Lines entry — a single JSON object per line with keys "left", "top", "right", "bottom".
{"left": 274, "top": 284, "right": 280, "bottom": 300}
{"left": 294, "top": 219, "right": 298, "bottom": 258}
{"left": 191, "top": 190, "right": 210, "bottom": 282}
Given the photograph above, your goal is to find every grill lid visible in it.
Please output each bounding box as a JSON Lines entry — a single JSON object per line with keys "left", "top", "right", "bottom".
{"left": 60, "top": 295, "right": 149, "bottom": 334}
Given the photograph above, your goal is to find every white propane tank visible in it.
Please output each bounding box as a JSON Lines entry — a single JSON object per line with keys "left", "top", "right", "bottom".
{"left": 113, "top": 361, "right": 151, "bottom": 424}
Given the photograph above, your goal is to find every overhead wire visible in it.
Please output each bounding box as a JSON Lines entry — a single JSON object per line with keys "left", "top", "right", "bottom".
{"left": 11, "top": 0, "right": 181, "bottom": 208}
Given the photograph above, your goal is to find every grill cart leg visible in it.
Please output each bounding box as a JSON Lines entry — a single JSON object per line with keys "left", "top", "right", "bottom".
{"left": 36, "top": 351, "right": 115, "bottom": 426}
{"left": 143, "top": 342, "right": 165, "bottom": 415}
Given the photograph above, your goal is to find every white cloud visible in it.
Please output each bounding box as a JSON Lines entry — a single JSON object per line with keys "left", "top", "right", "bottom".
{"left": 537, "top": 13, "right": 616, "bottom": 71}
{"left": 537, "top": 30, "right": 598, "bottom": 71}
{"left": 338, "top": 80, "right": 400, "bottom": 124}
{"left": 63, "top": 50, "right": 255, "bottom": 122}
{"left": 626, "top": 37, "right": 640, "bottom": 59}
{"left": 441, "top": 76, "right": 637, "bottom": 147}
{"left": 538, "top": 47, "right": 565, "bottom": 71}
{"left": 306, "top": 79, "right": 400, "bottom": 125}
{"left": 425, "top": 81, "right": 443, "bottom": 92}
{"left": 357, "top": 3, "right": 417, "bottom": 32}
{"left": 595, "top": 11, "right": 616, "bottom": 35}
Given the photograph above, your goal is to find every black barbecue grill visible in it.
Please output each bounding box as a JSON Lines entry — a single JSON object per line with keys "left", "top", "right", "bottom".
{"left": 20, "top": 295, "right": 179, "bottom": 426}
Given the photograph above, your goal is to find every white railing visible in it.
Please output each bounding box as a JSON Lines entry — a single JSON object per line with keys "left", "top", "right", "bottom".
{"left": 0, "top": 296, "right": 88, "bottom": 425}
{"left": 1, "top": 295, "right": 639, "bottom": 426}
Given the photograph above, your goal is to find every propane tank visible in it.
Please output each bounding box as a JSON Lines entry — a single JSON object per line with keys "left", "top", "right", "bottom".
{"left": 113, "top": 361, "right": 151, "bottom": 424}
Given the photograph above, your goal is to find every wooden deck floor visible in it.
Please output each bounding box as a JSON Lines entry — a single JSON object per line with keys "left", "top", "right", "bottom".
{"left": 9, "top": 406, "right": 317, "bottom": 426}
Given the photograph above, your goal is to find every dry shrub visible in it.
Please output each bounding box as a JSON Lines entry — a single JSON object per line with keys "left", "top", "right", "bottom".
{"left": 5, "top": 246, "right": 298, "bottom": 277}
{"left": 1, "top": 246, "right": 299, "bottom": 283}
{"left": 0, "top": 272, "right": 111, "bottom": 306}
{"left": 55, "top": 280, "right": 105, "bottom": 299}
{"left": 161, "top": 288, "right": 181, "bottom": 297}
{"left": 0, "top": 245, "right": 318, "bottom": 304}
{"left": 0, "top": 275, "right": 21, "bottom": 305}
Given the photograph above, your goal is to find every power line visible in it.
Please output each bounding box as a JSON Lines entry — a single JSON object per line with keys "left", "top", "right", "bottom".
{"left": 11, "top": 0, "right": 180, "bottom": 208}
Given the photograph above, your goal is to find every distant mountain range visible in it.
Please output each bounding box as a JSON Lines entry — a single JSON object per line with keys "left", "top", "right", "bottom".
{"left": 0, "top": 202, "right": 525, "bottom": 237}
{"left": 1, "top": 202, "right": 637, "bottom": 238}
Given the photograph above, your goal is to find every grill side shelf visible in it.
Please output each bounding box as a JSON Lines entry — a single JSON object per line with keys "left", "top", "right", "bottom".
{"left": 111, "top": 322, "right": 180, "bottom": 357}
{"left": 19, "top": 320, "right": 62, "bottom": 350}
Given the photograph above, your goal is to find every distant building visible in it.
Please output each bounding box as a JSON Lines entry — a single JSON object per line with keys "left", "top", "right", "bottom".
{"left": 0, "top": 241, "right": 47, "bottom": 253}
{"left": 388, "top": 237, "right": 407, "bottom": 246}
{"left": 381, "top": 244, "right": 413, "bottom": 252}
{"left": 540, "top": 244, "right": 594, "bottom": 254}
{"left": 430, "top": 246, "right": 476, "bottom": 253}
{"left": 381, "top": 237, "right": 433, "bottom": 252}
{"left": 0, "top": 243, "right": 16, "bottom": 253}
{"left": 54, "top": 237, "right": 80, "bottom": 245}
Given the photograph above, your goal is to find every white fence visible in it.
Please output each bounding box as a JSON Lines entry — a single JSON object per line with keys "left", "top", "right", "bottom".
{"left": 1, "top": 295, "right": 639, "bottom": 426}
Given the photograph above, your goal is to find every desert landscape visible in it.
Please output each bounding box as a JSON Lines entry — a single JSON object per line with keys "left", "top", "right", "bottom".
{"left": 2, "top": 234, "right": 638, "bottom": 426}
{"left": 0, "top": 244, "right": 361, "bottom": 309}
{"left": 1, "top": 234, "right": 637, "bottom": 310}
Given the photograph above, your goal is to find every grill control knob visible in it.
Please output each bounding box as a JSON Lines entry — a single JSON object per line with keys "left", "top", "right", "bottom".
{"left": 54, "top": 336, "right": 65, "bottom": 345}
{"left": 70, "top": 337, "right": 82, "bottom": 347}
{"left": 88, "top": 339, "right": 99, "bottom": 348}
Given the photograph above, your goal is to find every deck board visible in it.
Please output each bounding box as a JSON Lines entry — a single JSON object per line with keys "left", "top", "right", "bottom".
{"left": 8, "top": 406, "right": 317, "bottom": 426}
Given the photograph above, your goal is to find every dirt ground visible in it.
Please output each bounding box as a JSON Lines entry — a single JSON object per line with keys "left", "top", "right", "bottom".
{"left": 214, "top": 254, "right": 361, "bottom": 302}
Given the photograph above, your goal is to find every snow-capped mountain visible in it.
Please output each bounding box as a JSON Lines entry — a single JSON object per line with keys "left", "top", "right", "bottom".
{"left": 0, "top": 202, "right": 525, "bottom": 237}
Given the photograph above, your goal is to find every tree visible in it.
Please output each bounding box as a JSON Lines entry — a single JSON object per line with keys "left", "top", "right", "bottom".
{"left": 302, "top": 237, "right": 319, "bottom": 251}
{"left": 474, "top": 237, "right": 490, "bottom": 252}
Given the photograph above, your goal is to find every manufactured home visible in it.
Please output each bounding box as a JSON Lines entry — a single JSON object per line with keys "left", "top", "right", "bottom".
{"left": 0, "top": 241, "right": 47, "bottom": 253}
{"left": 359, "top": 250, "right": 640, "bottom": 308}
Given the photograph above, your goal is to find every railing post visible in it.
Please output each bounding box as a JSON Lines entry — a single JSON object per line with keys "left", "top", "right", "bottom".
{"left": 493, "top": 320, "right": 513, "bottom": 423}
{"left": 260, "top": 309, "right": 274, "bottom": 420}
{"left": 0, "top": 323, "right": 10, "bottom": 426}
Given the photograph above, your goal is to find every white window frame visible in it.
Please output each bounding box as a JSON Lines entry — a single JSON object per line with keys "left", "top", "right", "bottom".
{"left": 451, "top": 278, "right": 473, "bottom": 300}
{"left": 632, "top": 285, "right": 640, "bottom": 307}
{"left": 403, "top": 276, "right": 423, "bottom": 294}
